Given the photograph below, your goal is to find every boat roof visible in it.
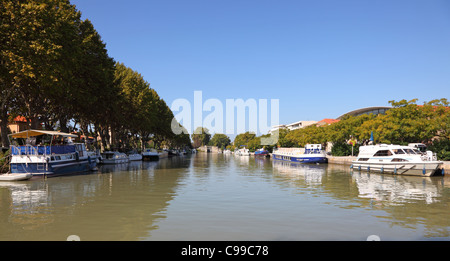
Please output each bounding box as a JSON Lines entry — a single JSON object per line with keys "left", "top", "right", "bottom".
{"left": 359, "top": 144, "right": 417, "bottom": 151}
{"left": 9, "top": 129, "right": 78, "bottom": 138}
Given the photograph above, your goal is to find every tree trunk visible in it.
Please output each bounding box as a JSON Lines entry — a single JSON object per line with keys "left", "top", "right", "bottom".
{"left": 59, "top": 117, "right": 69, "bottom": 133}
{"left": 30, "top": 116, "right": 39, "bottom": 129}
{"left": 0, "top": 110, "right": 9, "bottom": 147}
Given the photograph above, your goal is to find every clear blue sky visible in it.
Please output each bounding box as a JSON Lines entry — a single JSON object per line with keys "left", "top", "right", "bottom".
{"left": 72, "top": 0, "right": 450, "bottom": 126}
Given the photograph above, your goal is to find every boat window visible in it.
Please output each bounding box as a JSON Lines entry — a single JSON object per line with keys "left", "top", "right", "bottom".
{"left": 358, "top": 158, "right": 369, "bottom": 161}
{"left": 391, "top": 158, "right": 409, "bottom": 162}
{"left": 412, "top": 149, "right": 421, "bottom": 154}
{"left": 373, "top": 150, "right": 393, "bottom": 157}
{"left": 392, "top": 149, "right": 405, "bottom": 154}
{"left": 403, "top": 148, "right": 416, "bottom": 154}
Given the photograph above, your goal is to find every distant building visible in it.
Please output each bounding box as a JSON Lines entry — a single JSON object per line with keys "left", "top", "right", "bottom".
{"left": 0, "top": 115, "right": 43, "bottom": 144}
{"left": 8, "top": 116, "right": 29, "bottom": 134}
{"left": 337, "top": 107, "right": 391, "bottom": 119}
{"left": 269, "top": 120, "right": 317, "bottom": 134}
{"left": 270, "top": 106, "right": 390, "bottom": 134}
{"left": 316, "top": 118, "right": 340, "bottom": 127}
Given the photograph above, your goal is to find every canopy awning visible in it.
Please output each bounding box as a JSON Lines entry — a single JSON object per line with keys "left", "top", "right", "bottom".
{"left": 9, "top": 129, "right": 78, "bottom": 139}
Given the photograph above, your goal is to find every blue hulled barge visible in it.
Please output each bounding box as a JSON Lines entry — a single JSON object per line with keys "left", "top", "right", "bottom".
{"left": 9, "top": 130, "right": 97, "bottom": 177}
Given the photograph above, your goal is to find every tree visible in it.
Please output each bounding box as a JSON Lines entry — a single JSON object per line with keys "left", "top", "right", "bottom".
{"left": 0, "top": 0, "right": 82, "bottom": 144}
{"left": 285, "top": 125, "right": 328, "bottom": 147}
{"left": 191, "top": 127, "right": 211, "bottom": 148}
{"left": 210, "top": 133, "right": 231, "bottom": 149}
{"left": 233, "top": 132, "right": 256, "bottom": 148}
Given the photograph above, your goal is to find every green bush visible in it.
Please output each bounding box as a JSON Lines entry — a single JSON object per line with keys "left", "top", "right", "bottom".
{"left": 428, "top": 139, "right": 450, "bottom": 161}
{"left": 0, "top": 150, "right": 10, "bottom": 173}
{"left": 331, "top": 142, "right": 359, "bottom": 156}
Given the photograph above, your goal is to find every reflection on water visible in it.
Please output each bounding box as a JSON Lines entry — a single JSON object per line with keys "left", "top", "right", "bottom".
{"left": 272, "top": 160, "right": 326, "bottom": 187}
{"left": 352, "top": 172, "right": 441, "bottom": 205}
{"left": 0, "top": 154, "right": 449, "bottom": 241}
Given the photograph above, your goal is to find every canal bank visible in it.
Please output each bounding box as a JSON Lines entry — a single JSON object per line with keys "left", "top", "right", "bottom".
{"left": 327, "top": 156, "right": 450, "bottom": 175}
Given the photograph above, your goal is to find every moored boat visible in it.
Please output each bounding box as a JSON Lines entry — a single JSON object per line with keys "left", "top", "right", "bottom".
{"left": 254, "top": 148, "right": 269, "bottom": 158}
{"left": 0, "top": 173, "right": 33, "bottom": 181}
{"left": 100, "top": 151, "right": 129, "bottom": 164}
{"left": 235, "top": 148, "right": 250, "bottom": 156}
{"left": 272, "top": 144, "right": 327, "bottom": 164}
{"left": 127, "top": 150, "right": 142, "bottom": 161}
{"left": 8, "top": 130, "right": 97, "bottom": 177}
{"left": 142, "top": 148, "right": 159, "bottom": 161}
{"left": 223, "top": 149, "right": 232, "bottom": 154}
{"left": 158, "top": 150, "right": 169, "bottom": 159}
{"left": 351, "top": 144, "right": 443, "bottom": 176}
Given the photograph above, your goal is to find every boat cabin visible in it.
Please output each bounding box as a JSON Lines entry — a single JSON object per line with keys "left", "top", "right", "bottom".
{"left": 356, "top": 144, "right": 435, "bottom": 162}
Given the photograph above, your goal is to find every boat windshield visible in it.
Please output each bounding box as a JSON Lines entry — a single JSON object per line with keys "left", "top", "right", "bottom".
{"left": 392, "top": 149, "right": 405, "bottom": 154}
{"left": 412, "top": 149, "right": 422, "bottom": 154}
{"left": 403, "top": 148, "right": 416, "bottom": 154}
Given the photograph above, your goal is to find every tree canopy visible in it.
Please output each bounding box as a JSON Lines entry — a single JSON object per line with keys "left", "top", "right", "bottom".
{"left": 191, "top": 127, "right": 211, "bottom": 148}
{"left": 0, "top": 0, "right": 190, "bottom": 150}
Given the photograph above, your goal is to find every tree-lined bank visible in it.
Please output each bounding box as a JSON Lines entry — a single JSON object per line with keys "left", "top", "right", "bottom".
{"left": 0, "top": 0, "right": 190, "bottom": 150}
{"left": 222, "top": 99, "right": 450, "bottom": 160}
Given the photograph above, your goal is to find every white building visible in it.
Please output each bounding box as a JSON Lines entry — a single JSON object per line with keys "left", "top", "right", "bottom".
{"left": 269, "top": 120, "right": 317, "bottom": 134}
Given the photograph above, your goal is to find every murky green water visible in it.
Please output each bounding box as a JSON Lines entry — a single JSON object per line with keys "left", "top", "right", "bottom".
{"left": 0, "top": 153, "right": 449, "bottom": 241}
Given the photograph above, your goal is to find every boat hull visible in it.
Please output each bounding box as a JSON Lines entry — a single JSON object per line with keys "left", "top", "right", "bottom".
{"left": 351, "top": 161, "right": 443, "bottom": 177}
{"left": 10, "top": 158, "right": 96, "bottom": 177}
{"left": 142, "top": 154, "right": 159, "bottom": 161}
{"left": 0, "top": 173, "right": 33, "bottom": 181}
{"left": 128, "top": 154, "right": 142, "bottom": 161}
{"left": 272, "top": 154, "right": 328, "bottom": 164}
{"left": 254, "top": 151, "right": 269, "bottom": 158}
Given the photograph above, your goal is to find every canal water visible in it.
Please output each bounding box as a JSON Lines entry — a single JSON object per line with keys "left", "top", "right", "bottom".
{"left": 0, "top": 153, "right": 449, "bottom": 241}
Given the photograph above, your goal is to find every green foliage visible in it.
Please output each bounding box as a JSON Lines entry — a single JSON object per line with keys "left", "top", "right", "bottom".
{"left": 191, "top": 127, "right": 211, "bottom": 148}
{"left": 331, "top": 142, "right": 359, "bottom": 156}
{"left": 233, "top": 132, "right": 256, "bottom": 148}
{"left": 0, "top": 149, "right": 10, "bottom": 173}
{"left": 210, "top": 133, "right": 231, "bottom": 149}
{"left": 285, "top": 125, "right": 327, "bottom": 147}
{"left": 0, "top": 1, "right": 189, "bottom": 150}
{"left": 428, "top": 139, "right": 450, "bottom": 161}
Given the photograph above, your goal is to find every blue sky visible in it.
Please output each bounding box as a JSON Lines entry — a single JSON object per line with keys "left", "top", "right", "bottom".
{"left": 72, "top": 0, "right": 450, "bottom": 127}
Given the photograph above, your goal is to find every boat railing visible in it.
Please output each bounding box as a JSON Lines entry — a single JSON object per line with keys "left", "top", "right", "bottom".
{"left": 10, "top": 145, "right": 76, "bottom": 156}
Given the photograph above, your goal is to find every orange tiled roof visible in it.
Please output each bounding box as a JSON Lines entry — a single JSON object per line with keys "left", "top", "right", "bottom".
{"left": 11, "top": 116, "right": 27, "bottom": 123}
{"left": 316, "top": 118, "right": 340, "bottom": 126}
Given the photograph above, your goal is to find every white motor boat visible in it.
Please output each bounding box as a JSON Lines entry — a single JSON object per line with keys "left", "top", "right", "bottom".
{"left": 235, "top": 148, "right": 250, "bottom": 156}
{"left": 0, "top": 173, "right": 33, "bottom": 181}
{"left": 100, "top": 151, "right": 129, "bottom": 164}
{"left": 142, "top": 148, "right": 159, "bottom": 161}
{"left": 128, "top": 153, "right": 142, "bottom": 161}
{"left": 351, "top": 144, "right": 443, "bottom": 176}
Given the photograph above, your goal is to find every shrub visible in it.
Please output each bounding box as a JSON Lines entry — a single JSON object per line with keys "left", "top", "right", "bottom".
{"left": 331, "top": 142, "right": 359, "bottom": 156}
{"left": 428, "top": 139, "right": 450, "bottom": 161}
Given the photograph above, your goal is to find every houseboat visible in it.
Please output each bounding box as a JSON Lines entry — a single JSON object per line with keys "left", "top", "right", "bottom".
{"left": 272, "top": 144, "right": 327, "bottom": 164}
{"left": 8, "top": 129, "right": 97, "bottom": 177}
{"left": 100, "top": 151, "right": 129, "bottom": 164}
{"left": 351, "top": 144, "right": 443, "bottom": 176}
